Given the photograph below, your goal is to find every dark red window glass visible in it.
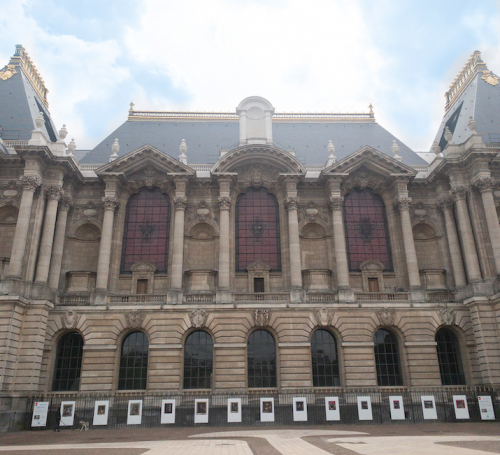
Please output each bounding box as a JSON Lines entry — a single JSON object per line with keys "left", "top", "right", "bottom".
{"left": 121, "top": 188, "right": 170, "bottom": 273}
{"left": 236, "top": 188, "right": 281, "bottom": 271}
{"left": 344, "top": 188, "right": 392, "bottom": 271}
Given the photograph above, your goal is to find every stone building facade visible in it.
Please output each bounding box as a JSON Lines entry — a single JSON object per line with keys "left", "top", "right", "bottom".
{"left": 0, "top": 46, "right": 500, "bottom": 427}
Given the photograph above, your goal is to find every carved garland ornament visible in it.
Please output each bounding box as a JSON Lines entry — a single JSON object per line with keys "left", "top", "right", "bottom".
{"left": 253, "top": 309, "right": 271, "bottom": 327}
{"left": 482, "top": 70, "right": 499, "bottom": 86}
{"left": 62, "top": 310, "right": 81, "bottom": 329}
{"left": 0, "top": 181, "right": 21, "bottom": 205}
{"left": 0, "top": 65, "right": 18, "bottom": 81}
{"left": 73, "top": 201, "right": 103, "bottom": 223}
{"left": 190, "top": 309, "right": 208, "bottom": 328}
{"left": 126, "top": 310, "right": 145, "bottom": 329}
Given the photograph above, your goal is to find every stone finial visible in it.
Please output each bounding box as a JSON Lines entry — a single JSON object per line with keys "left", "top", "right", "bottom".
{"left": 326, "top": 140, "right": 337, "bottom": 166}
{"left": 35, "top": 112, "right": 44, "bottom": 130}
{"left": 129, "top": 101, "right": 135, "bottom": 113}
{"left": 178, "top": 139, "right": 188, "bottom": 164}
{"left": 468, "top": 116, "right": 478, "bottom": 134}
{"left": 392, "top": 140, "right": 402, "bottom": 162}
{"left": 432, "top": 141, "right": 442, "bottom": 157}
{"left": 109, "top": 138, "right": 119, "bottom": 162}
{"left": 444, "top": 126, "right": 453, "bottom": 143}
{"left": 369, "top": 103, "right": 374, "bottom": 114}
{"left": 67, "top": 138, "right": 76, "bottom": 157}
{"left": 59, "top": 124, "right": 68, "bottom": 140}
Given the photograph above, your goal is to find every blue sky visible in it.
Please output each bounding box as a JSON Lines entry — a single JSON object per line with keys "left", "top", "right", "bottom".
{"left": 1, "top": 0, "right": 499, "bottom": 153}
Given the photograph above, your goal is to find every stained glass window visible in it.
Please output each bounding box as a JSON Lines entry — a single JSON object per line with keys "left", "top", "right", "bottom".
{"left": 311, "top": 330, "right": 340, "bottom": 387}
{"left": 436, "top": 328, "right": 465, "bottom": 385}
{"left": 121, "top": 188, "right": 170, "bottom": 273}
{"left": 374, "top": 329, "right": 403, "bottom": 386}
{"left": 183, "top": 331, "right": 213, "bottom": 389}
{"left": 118, "top": 331, "right": 148, "bottom": 390}
{"left": 344, "top": 188, "right": 392, "bottom": 271}
{"left": 248, "top": 330, "right": 277, "bottom": 388}
{"left": 52, "top": 332, "right": 83, "bottom": 391}
{"left": 236, "top": 188, "right": 281, "bottom": 271}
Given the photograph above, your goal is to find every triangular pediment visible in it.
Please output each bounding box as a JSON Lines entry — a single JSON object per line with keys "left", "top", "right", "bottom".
{"left": 321, "top": 146, "right": 417, "bottom": 177}
{"left": 96, "top": 144, "right": 195, "bottom": 176}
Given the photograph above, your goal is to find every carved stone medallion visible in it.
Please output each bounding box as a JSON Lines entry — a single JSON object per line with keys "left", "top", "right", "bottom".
{"left": 376, "top": 308, "right": 395, "bottom": 326}
{"left": 62, "top": 310, "right": 81, "bottom": 329}
{"left": 438, "top": 308, "right": 456, "bottom": 326}
{"left": 190, "top": 309, "right": 208, "bottom": 328}
{"left": 315, "top": 307, "right": 331, "bottom": 326}
{"left": 126, "top": 310, "right": 145, "bottom": 329}
{"left": 253, "top": 309, "right": 270, "bottom": 327}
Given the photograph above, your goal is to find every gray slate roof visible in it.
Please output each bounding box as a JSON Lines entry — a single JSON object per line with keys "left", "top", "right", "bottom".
{"left": 0, "top": 67, "right": 59, "bottom": 142}
{"left": 80, "top": 119, "right": 427, "bottom": 166}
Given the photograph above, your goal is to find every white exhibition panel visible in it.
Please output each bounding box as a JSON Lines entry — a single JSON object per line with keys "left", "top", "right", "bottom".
{"left": 127, "top": 400, "right": 143, "bottom": 425}
{"left": 452, "top": 395, "right": 470, "bottom": 420}
{"left": 325, "top": 396, "right": 340, "bottom": 421}
{"left": 260, "top": 397, "right": 275, "bottom": 422}
{"left": 194, "top": 399, "right": 209, "bottom": 424}
{"left": 227, "top": 398, "right": 242, "bottom": 423}
{"left": 292, "top": 397, "right": 308, "bottom": 422}
{"left": 478, "top": 396, "right": 495, "bottom": 420}
{"left": 161, "top": 399, "right": 176, "bottom": 424}
{"left": 389, "top": 395, "right": 405, "bottom": 420}
{"left": 31, "top": 401, "right": 49, "bottom": 427}
{"left": 421, "top": 395, "right": 438, "bottom": 420}
{"left": 93, "top": 400, "right": 109, "bottom": 426}
{"left": 60, "top": 401, "right": 76, "bottom": 427}
{"left": 357, "top": 396, "right": 373, "bottom": 421}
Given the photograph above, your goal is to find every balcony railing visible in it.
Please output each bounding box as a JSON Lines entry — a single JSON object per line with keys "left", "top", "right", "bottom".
{"left": 108, "top": 295, "right": 166, "bottom": 304}
{"left": 427, "top": 291, "right": 456, "bottom": 302}
{"left": 59, "top": 295, "right": 91, "bottom": 306}
{"left": 184, "top": 293, "right": 215, "bottom": 303}
{"left": 306, "top": 292, "right": 337, "bottom": 303}
{"left": 355, "top": 292, "right": 409, "bottom": 302}
{"left": 233, "top": 292, "right": 290, "bottom": 302}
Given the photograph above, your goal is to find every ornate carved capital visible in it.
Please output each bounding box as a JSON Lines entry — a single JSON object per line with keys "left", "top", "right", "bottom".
{"left": 437, "top": 195, "right": 454, "bottom": 212}
{"left": 376, "top": 308, "right": 395, "bottom": 326}
{"left": 438, "top": 308, "right": 456, "bottom": 326}
{"left": 253, "top": 309, "right": 271, "bottom": 327}
{"left": 126, "top": 310, "right": 145, "bottom": 329}
{"left": 190, "top": 309, "right": 208, "bottom": 328}
{"left": 329, "top": 196, "right": 343, "bottom": 211}
{"left": 474, "top": 177, "right": 493, "bottom": 193}
{"left": 20, "top": 175, "right": 42, "bottom": 192}
{"left": 315, "top": 307, "right": 332, "bottom": 326}
{"left": 46, "top": 185, "right": 64, "bottom": 201}
{"left": 285, "top": 197, "right": 299, "bottom": 211}
{"left": 59, "top": 196, "right": 73, "bottom": 211}
{"left": 102, "top": 196, "right": 118, "bottom": 211}
{"left": 62, "top": 310, "right": 81, "bottom": 329}
{"left": 451, "top": 186, "right": 468, "bottom": 201}
{"left": 173, "top": 196, "right": 187, "bottom": 210}
{"left": 396, "top": 197, "right": 411, "bottom": 211}
{"left": 218, "top": 196, "right": 232, "bottom": 211}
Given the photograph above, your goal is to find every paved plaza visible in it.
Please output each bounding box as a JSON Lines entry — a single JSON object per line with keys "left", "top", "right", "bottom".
{"left": 0, "top": 424, "right": 499, "bottom": 455}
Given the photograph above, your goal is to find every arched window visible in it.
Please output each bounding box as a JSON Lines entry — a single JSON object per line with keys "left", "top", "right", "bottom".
{"left": 311, "top": 330, "right": 340, "bottom": 387}
{"left": 121, "top": 187, "right": 171, "bottom": 273}
{"left": 374, "top": 329, "right": 403, "bottom": 386}
{"left": 436, "top": 328, "right": 465, "bottom": 385}
{"left": 183, "top": 331, "right": 213, "bottom": 389}
{"left": 236, "top": 188, "right": 281, "bottom": 271}
{"left": 248, "top": 330, "right": 277, "bottom": 388}
{"left": 52, "top": 332, "right": 83, "bottom": 391}
{"left": 118, "top": 331, "right": 148, "bottom": 390}
{"left": 344, "top": 188, "right": 392, "bottom": 271}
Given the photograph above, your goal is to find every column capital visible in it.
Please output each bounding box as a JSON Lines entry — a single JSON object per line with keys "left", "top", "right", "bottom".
{"left": 396, "top": 197, "right": 412, "bottom": 211}
{"left": 102, "top": 196, "right": 118, "bottom": 211}
{"left": 285, "top": 196, "right": 299, "bottom": 211}
{"left": 20, "top": 175, "right": 42, "bottom": 192}
{"left": 173, "top": 195, "right": 187, "bottom": 210}
{"left": 46, "top": 185, "right": 64, "bottom": 201}
{"left": 329, "top": 195, "right": 344, "bottom": 210}
{"left": 436, "top": 195, "right": 454, "bottom": 212}
{"left": 59, "top": 196, "right": 73, "bottom": 211}
{"left": 474, "top": 177, "right": 494, "bottom": 193}
{"left": 450, "top": 185, "right": 468, "bottom": 201}
{"left": 218, "top": 196, "right": 231, "bottom": 211}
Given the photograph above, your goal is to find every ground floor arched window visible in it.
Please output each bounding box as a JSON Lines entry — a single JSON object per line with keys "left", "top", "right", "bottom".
{"left": 311, "top": 329, "right": 340, "bottom": 387}
{"left": 118, "top": 331, "right": 149, "bottom": 390}
{"left": 248, "top": 330, "right": 276, "bottom": 388}
{"left": 436, "top": 328, "right": 465, "bottom": 385}
{"left": 183, "top": 330, "right": 213, "bottom": 389}
{"left": 374, "top": 329, "right": 403, "bottom": 386}
{"left": 52, "top": 332, "right": 83, "bottom": 391}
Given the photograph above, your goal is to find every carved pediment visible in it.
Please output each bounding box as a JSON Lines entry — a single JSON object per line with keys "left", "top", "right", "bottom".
{"left": 130, "top": 262, "right": 157, "bottom": 273}
{"left": 246, "top": 260, "right": 272, "bottom": 272}
{"left": 359, "top": 260, "right": 385, "bottom": 272}
{"left": 322, "top": 146, "right": 417, "bottom": 178}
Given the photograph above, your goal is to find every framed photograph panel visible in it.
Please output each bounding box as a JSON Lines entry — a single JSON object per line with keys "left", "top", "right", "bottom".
{"left": 421, "top": 395, "right": 437, "bottom": 420}
{"left": 325, "top": 396, "right": 340, "bottom": 421}
{"left": 357, "top": 396, "right": 373, "bottom": 421}
{"left": 60, "top": 401, "right": 76, "bottom": 427}
{"left": 453, "top": 395, "right": 470, "bottom": 420}
{"left": 127, "top": 400, "right": 143, "bottom": 425}
{"left": 31, "top": 402, "right": 49, "bottom": 427}
{"left": 260, "top": 397, "right": 274, "bottom": 422}
{"left": 93, "top": 400, "right": 109, "bottom": 426}
{"left": 389, "top": 395, "right": 405, "bottom": 420}
{"left": 227, "top": 398, "right": 242, "bottom": 423}
{"left": 292, "top": 397, "right": 307, "bottom": 422}
{"left": 161, "top": 399, "right": 176, "bottom": 424}
{"left": 478, "top": 396, "right": 495, "bottom": 420}
{"left": 194, "top": 399, "right": 209, "bottom": 424}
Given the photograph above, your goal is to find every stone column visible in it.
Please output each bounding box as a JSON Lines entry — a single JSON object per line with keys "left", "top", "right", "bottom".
{"left": 397, "top": 197, "right": 421, "bottom": 290}
{"left": 48, "top": 197, "right": 72, "bottom": 290}
{"left": 218, "top": 197, "right": 231, "bottom": 290}
{"left": 34, "top": 185, "right": 64, "bottom": 284}
{"left": 437, "top": 196, "right": 467, "bottom": 289}
{"left": 170, "top": 196, "right": 187, "bottom": 290}
{"left": 475, "top": 177, "right": 500, "bottom": 276}
{"left": 285, "top": 197, "right": 302, "bottom": 290}
{"left": 7, "top": 176, "right": 41, "bottom": 279}
{"left": 329, "top": 196, "right": 350, "bottom": 290}
{"left": 95, "top": 196, "right": 118, "bottom": 291}
{"left": 451, "top": 186, "right": 482, "bottom": 282}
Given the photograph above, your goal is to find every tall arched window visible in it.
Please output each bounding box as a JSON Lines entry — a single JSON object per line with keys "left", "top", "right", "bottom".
{"left": 183, "top": 331, "right": 213, "bottom": 389}
{"left": 118, "top": 331, "right": 149, "bottom": 390}
{"left": 344, "top": 188, "right": 392, "bottom": 271}
{"left": 121, "top": 187, "right": 171, "bottom": 273}
{"left": 248, "top": 330, "right": 277, "bottom": 388}
{"left": 374, "top": 329, "right": 403, "bottom": 386}
{"left": 236, "top": 188, "right": 281, "bottom": 271}
{"left": 311, "top": 330, "right": 340, "bottom": 387}
{"left": 52, "top": 332, "right": 83, "bottom": 391}
{"left": 436, "top": 328, "right": 465, "bottom": 385}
